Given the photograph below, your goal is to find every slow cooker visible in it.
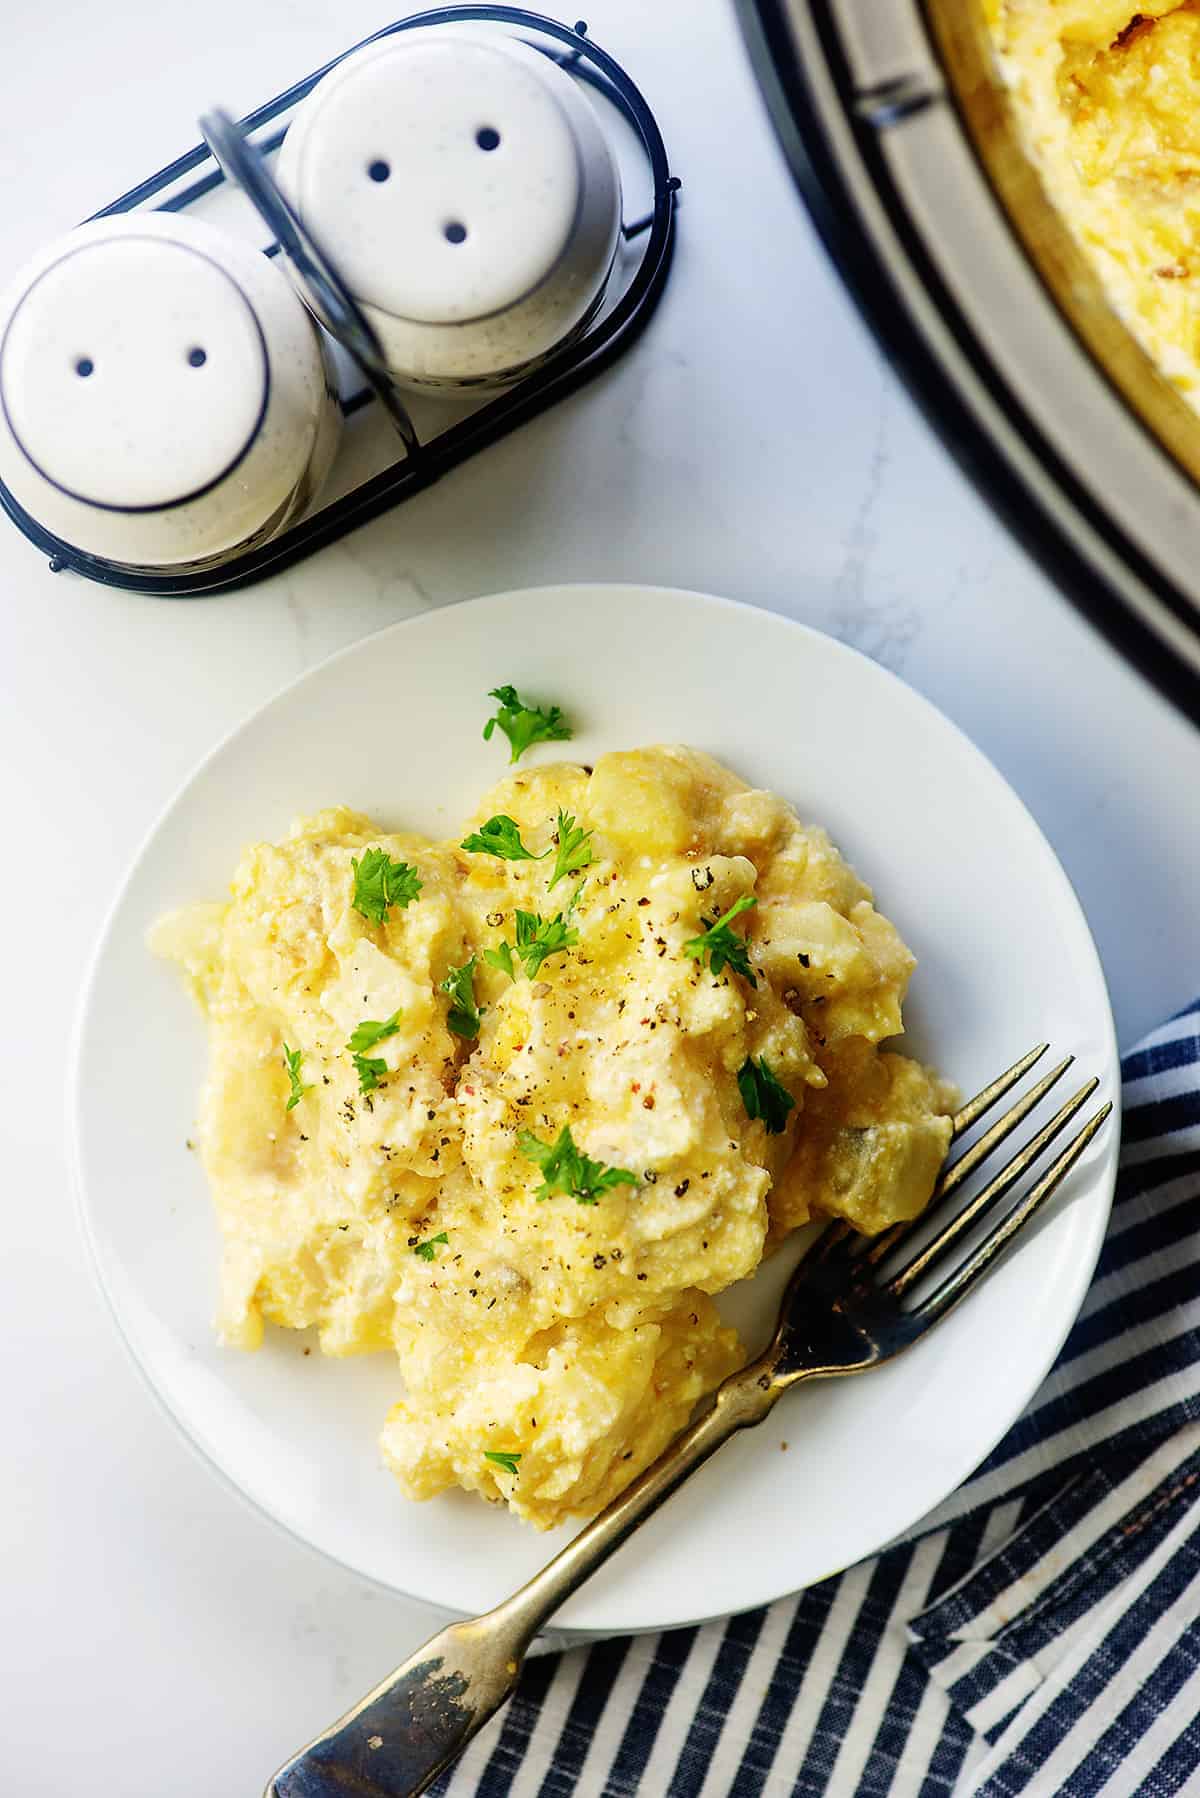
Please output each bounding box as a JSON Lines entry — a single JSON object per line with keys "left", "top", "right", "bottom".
{"left": 738, "top": 0, "right": 1200, "bottom": 723}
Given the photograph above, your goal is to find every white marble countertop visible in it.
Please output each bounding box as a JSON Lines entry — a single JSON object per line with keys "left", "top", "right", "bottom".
{"left": 4, "top": 1, "right": 1200, "bottom": 1791}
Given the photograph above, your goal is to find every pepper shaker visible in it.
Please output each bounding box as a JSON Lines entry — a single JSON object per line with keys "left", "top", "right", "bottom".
{"left": 275, "top": 29, "right": 623, "bottom": 389}
{"left": 0, "top": 211, "right": 340, "bottom": 572}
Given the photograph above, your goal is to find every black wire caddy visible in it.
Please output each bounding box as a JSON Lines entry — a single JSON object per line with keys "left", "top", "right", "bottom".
{"left": 0, "top": 7, "right": 679, "bottom": 597}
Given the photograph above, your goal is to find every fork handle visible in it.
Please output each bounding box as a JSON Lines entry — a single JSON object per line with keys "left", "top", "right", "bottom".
{"left": 265, "top": 1349, "right": 785, "bottom": 1798}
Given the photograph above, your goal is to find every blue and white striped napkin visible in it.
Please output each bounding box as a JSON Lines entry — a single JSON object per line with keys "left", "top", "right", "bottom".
{"left": 437, "top": 999, "right": 1200, "bottom": 1797}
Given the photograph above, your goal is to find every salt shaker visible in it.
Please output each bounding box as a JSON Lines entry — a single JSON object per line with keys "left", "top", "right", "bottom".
{"left": 0, "top": 211, "right": 340, "bottom": 572}
{"left": 275, "top": 29, "right": 623, "bottom": 389}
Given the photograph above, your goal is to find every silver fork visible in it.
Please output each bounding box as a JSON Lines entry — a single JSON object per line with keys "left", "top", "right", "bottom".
{"left": 265, "top": 1044, "right": 1112, "bottom": 1798}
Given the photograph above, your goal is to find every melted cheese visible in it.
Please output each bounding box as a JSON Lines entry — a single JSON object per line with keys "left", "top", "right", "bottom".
{"left": 153, "top": 746, "right": 953, "bottom": 1528}
{"left": 992, "top": 0, "right": 1200, "bottom": 394}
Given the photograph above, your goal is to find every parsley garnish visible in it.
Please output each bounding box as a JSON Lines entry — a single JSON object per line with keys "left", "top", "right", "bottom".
{"left": 518, "top": 1125, "right": 638, "bottom": 1205}
{"left": 516, "top": 908, "right": 579, "bottom": 975}
{"left": 351, "top": 849, "right": 422, "bottom": 925}
{"left": 547, "top": 810, "right": 594, "bottom": 890}
{"left": 683, "top": 894, "right": 758, "bottom": 985}
{"left": 460, "top": 815, "right": 549, "bottom": 863}
{"left": 348, "top": 1011, "right": 403, "bottom": 1053}
{"left": 483, "top": 939, "right": 516, "bottom": 980}
{"left": 486, "top": 907, "right": 579, "bottom": 980}
{"left": 283, "top": 1044, "right": 311, "bottom": 1112}
{"left": 483, "top": 684, "right": 572, "bottom": 763}
{"left": 413, "top": 1231, "right": 449, "bottom": 1261}
{"left": 352, "top": 1054, "right": 387, "bottom": 1093}
{"left": 347, "top": 1010, "right": 402, "bottom": 1094}
{"left": 441, "top": 956, "right": 483, "bottom": 1038}
{"left": 484, "top": 1450, "right": 522, "bottom": 1476}
{"left": 737, "top": 1057, "right": 796, "bottom": 1134}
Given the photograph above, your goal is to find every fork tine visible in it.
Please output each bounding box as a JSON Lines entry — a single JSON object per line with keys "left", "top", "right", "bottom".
{"left": 859, "top": 1053, "right": 1075, "bottom": 1271}
{"left": 939, "top": 1058, "right": 1074, "bottom": 1201}
{"left": 912, "top": 1103, "right": 1113, "bottom": 1328}
{"left": 885, "top": 1078, "right": 1099, "bottom": 1298}
{"left": 952, "top": 1043, "right": 1050, "bottom": 1141}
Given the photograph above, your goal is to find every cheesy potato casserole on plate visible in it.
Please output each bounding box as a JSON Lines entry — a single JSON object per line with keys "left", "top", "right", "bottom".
{"left": 72, "top": 585, "right": 1118, "bottom": 1630}
{"left": 153, "top": 739, "right": 953, "bottom": 1530}
{"left": 990, "top": 1, "right": 1200, "bottom": 397}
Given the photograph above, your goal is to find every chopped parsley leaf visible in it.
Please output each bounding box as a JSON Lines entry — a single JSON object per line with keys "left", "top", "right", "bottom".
{"left": 483, "top": 684, "right": 572, "bottom": 763}
{"left": 483, "top": 939, "right": 516, "bottom": 980}
{"left": 683, "top": 894, "right": 758, "bottom": 985}
{"left": 347, "top": 1010, "right": 403, "bottom": 1053}
{"left": 484, "top": 1450, "right": 522, "bottom": 1476}
{"left": 351, "top": 849, "right": 422, "bottom": 925}
{"left": 413, "top": 1231, "right": 449, "bottom": 1262}
{"left": 518, "top": 1124, "right": 638, "bottom": 1205}
{"left": 283, "top": 1043, "right": 311, "bottom": 1112}
{"left": 441, "top": 956, "right": 483, "bottom": 1038}
{"left": 347, "top": 1010, "right": 402, "bottom": 1094}
{"left": 517, "top": 907, "right": 579, "bottom": 975}
{"left": 460, "top": 814, "right": 549, "bottom": 862}
{"left": 352, "top": 1053, "right": 388, "bottom": 1094}
{"left": 737, "top": 1056, "right": 796, "bottom": 1134}
{"left": 488, "top": 907, "right": 579, "bottom": 980}
{"left": 547, "top": 810, "right": 594, "bottom": 890}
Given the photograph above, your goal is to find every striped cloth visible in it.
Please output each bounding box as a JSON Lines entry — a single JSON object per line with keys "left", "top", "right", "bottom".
{"left": 437, "top": 1000, "right": 1200, "bottom": 1798}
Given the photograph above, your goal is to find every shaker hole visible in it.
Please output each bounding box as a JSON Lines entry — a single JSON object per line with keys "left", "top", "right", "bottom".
{"left": 75, "top": 357, "right": 94, "bottom": 378}
{"left": 444, "top": 221, "right": 468, "bottom": 244}
{"left": 187, "top": 347, "right": 208, "bottom": 368}
{"left": 476, "top": 126, "right": 501, "bottom": 151}
{"left": 368, "top": 159, "right": 391, "bottom": 183}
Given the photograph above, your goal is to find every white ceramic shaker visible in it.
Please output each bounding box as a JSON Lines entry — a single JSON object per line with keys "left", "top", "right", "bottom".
{"left": 275, "top": 30, "right": 622, "bottom": 389}
{"left": 0, "top": 211, "right": 340, "bottom": 572}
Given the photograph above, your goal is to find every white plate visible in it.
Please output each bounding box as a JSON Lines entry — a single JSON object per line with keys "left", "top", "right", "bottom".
{"left": 71, "top": 585, "right": 1120, "bottom": 1633}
